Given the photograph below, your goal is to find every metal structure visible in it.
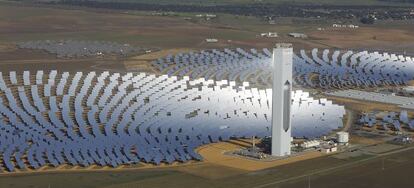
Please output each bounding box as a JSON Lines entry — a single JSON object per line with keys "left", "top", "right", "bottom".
{"left": 17, "top": 40, "right": 145, "bottom": 58}
{"left": 359, "top": 110, "right": 414, "bottom": 131}
{"left": 327, "top": 90, "right": 414, "bottom": 110}
{"left": 271, "top": 43, "right": 292, "bottom": 156}
{"left": 151, "top": 48, "right": 414, "bottom": 89}
{"left": 0, "top": 70, "right": 344, "bottom": 172}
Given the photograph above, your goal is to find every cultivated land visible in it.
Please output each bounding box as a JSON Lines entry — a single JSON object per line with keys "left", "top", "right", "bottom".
{"left": 21, "top": 0, "right": 414, "bottom": 6}
{"left": 0, "top": 1, "right": 414, "bottom": 74}
{"left": 1, "top": 1, "right": 414, "bottom": 187}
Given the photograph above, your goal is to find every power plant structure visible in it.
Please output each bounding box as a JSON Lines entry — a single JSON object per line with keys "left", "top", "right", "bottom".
{"left": 271, "top": 43, "right": 293, "bottom": 157}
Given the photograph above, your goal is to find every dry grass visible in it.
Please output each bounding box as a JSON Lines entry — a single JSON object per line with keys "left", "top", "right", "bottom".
{"left": 327, "top": 96, "right": 401, "bottom": 112}
{"left": 1, "top": 3, "right": 413, "bottom": 55}
{"left": 361, "top": 143, "right": 403, "bottom": 154}
{"left": 0, "top": 42, "right": 15, "bottom": 52}
{"left": 308, "top": 25, "right": 414, "bottom": 53}
{"left": 129, "top": 48, "right": 194, "bottom": 60}
{"left": 175, "top": 163, "right": 246, "bottom": 179}
{"left": 124, "top": 48, "right": 194, "bottom": 73}
{"left": 350, "top": 135, "right": 384, "bottom": 145}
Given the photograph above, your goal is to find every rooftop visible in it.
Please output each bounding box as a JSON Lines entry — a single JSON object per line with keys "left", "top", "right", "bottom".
{"left": 275, "top": 43, "right": 292, "bottom": 49}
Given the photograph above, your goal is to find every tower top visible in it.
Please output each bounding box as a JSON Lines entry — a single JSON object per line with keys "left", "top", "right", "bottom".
{"left": 275, "top": 43, "right": 292, "bottom": 49}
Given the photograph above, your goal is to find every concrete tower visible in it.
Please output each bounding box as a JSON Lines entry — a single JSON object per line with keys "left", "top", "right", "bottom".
{"left": 271, "top": 43, "right": 293, "bottom": 157}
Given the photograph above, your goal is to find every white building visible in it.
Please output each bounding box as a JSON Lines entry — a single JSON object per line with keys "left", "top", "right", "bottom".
{"left": 300, "top": 140, "right": 321, "bottom": 149}
{"left": 403, "top": 86, "right": 414, "bottom": 93}
{"left": 260, "top": 32, "right": 278, "bottom": 38}
{"left": 205, "top": 38, "right": 218, "bottom": 43}
{"left": 271, "top": 43, "right": 293, "bottom": 157}
{"left": 288, "top": 33, "right": 307, "bottom": 38}
{"left": 332, "top": 24, "right": 359, "bottom": 29}
{"left": 321, "top": 146, "right": 337, "bottom": 154}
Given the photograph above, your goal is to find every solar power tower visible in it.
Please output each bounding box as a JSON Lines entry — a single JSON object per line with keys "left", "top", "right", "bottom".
{"left": 271, "top": 43, "right": 293, "bottom": 156}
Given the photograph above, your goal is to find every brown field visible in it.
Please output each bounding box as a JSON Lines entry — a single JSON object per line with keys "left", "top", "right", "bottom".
{"left": 0, "top": 2, "right": 414, "bottom": 74}
{"left": 278, "top": 147, "right": 414, "bottom": 188}
{"left": 123, "top": 48, "right": 194, "bottom": 73}
{"left": 2, "top": 144, "right": 413, "bottom": 188}
{"left": 350, "top": 135, "right": 385, "bottom": 145}
{"left": 327, "top": 96, "right": 402, "bottom": 112}
{"left": 308, "top": 25, "right": 414, "bottom": 54}
{"left": 1, "top": 1, "right": 414, "bottom": 188}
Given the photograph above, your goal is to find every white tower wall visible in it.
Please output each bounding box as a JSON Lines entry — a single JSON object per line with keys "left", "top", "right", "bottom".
{"left": 271, "top": 43, "right": 293, "bottom": 156}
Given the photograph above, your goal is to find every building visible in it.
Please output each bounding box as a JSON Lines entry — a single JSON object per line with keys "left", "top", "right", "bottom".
{"left": 205, "top": 38, "right": 218, "bottom": 43}
{"left": 402, "top": 86, "right": 414, "bottom": 93}
{"left": 195, "top": 14, "right": 217, "bottom": 20}
{"left": 260, "top": 32, "right": 278, "bottom": 38}
{"left": 321, "top": 147, "right": 330, "bottom": 153}
{"left": 300, "top": 140, "right": 320, "bottom": 149}
{"left": 288, "top": 33, "right": 307, "bottom": 38}
{"left": 332, "top": 24, "right": 359, "bottom": 29}
{"left": 271, "top": 43, "right": 293, "bottom": 157}
{"left": 321, "top": 146, "right": 338, "bottom": 154}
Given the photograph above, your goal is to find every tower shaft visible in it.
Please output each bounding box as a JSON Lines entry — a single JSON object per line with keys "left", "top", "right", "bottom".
{"left": 271, "top": 43, "right": 293, "bottom": 156}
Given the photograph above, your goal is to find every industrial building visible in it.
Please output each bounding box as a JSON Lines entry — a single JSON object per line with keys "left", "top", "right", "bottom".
{"left": 288, "top": 33, "right": 307, "bottom": 38}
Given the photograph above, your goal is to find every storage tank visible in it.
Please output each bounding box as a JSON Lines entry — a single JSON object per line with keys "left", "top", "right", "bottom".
{"left": 336, "top": 132, "right": 349, "bottom": 143}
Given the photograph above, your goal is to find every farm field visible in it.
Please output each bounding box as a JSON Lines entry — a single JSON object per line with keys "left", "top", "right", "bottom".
{"left": 1, "top": 1, "right": 414, "bottom": 73}
{"left": 19, "top": 0, "right": 414, "bottom": 6}
{"left": 1, "top": 142, "right": 413, "bottom": 188}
